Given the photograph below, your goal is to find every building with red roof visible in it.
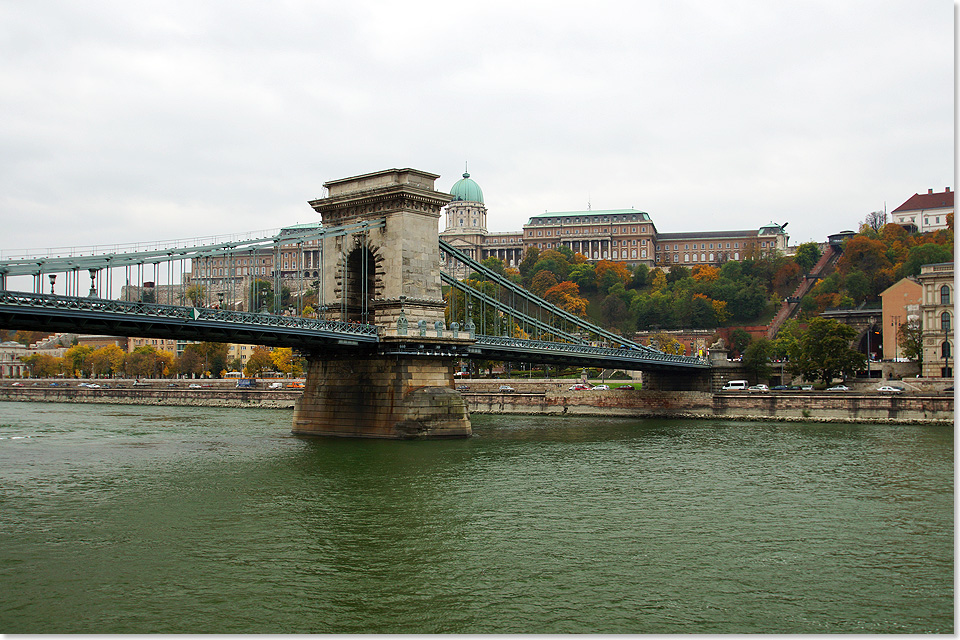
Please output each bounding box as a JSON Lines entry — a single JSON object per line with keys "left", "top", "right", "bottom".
{"left": 891, "top": 188, "right": 953, "bottom": 232}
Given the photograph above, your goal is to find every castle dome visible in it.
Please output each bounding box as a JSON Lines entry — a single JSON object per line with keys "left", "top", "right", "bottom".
{"left": 449, "top": 171, "right": 484, "bottom": 204}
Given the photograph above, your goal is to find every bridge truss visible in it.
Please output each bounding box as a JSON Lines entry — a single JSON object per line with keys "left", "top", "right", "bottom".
{"left": 0, "top": 224, "right": 708, "bottom": 371}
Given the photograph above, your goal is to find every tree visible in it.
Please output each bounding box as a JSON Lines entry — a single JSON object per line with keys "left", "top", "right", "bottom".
{"left": 649, "top": 332, "right": 685, "bottom": 355}
{"left": 21, "top": 353, "right": 64, "bottom": 377}
{"left": 176, "top": 347, "right": 206, "bottom": 377}
{"left": 899, "top": 243, "right": 954, "bottom": 278}
{"left": 595, "top": 260, "right": 632, "bottom": 291}
{"left": 793, "top": 242, "right": 822, "bottom": 273}
{"left": 843, "top": 270, "right": 871, "bottom": 304}
{"left": 730, "top": 328, "right": 752, "bottom": 356}
{"left": 742, "top": 338, "right": 774, "bottom": 380}
{"left": 64, "top": 344, "right": 93, "bottom": 377}
{"left": 542, "top": 281, "right": 588, "bottom": 316}
{"left": 790, "top": 317, "right": 865, "bottom": 384}
{"left": 186, "top": 284, "right": 207, "bottom": 307}
{"left": 600, "top": 294, "right": 629, "bottom": 326}
{"left": 897, "top": 318, "right": 923, "bottom": 367}
{"left": 271, "top": 347, "right": 295, "bottom": 376}
{"left": 863, "top": 210, "right": 887, "bottom": 233}
{"left": 88, "top": 344, "right": 125, "bottom": 377}
{"left": 530, "top": 269, "right": 559, "bottom": 297}
{"left": 244, "top": 346, "right": 274, "bottom": 377}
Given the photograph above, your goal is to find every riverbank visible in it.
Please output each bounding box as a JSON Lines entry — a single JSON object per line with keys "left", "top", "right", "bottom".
{"left": 0, "top": 381, "right": 952, "bottom": 424}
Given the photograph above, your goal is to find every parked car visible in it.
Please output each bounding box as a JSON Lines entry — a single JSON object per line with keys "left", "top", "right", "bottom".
{"left": 827, "top": 385, "right": 849, "bottom": 391}
{"left": 498, "top": 385, "right": 515, "bottom": 393}
{"left": 568, "top": 383, "right": 591, "bottom": 391}
{"left": 771, "top": 385, "right": 788, "bottom": 391}
{"left": 11, "top": 382, "right": 23, "bottom": 387}
{"left": 591, "top": 384, "right": 610, "bottom": 390}
{"left": 268, "top": 382, "right": 284, "bottom": 389}
{"left": 877, "top": 385, "right": 904, "bottom": 393}
{"left": 617, "top": 385, "right": 635, "bottom": 390}
{"left": 287, "top": 381, "right": 305, "bottom": 389}
{"left": 721, "top": 380, "right": 748, "bottom": 391}
{"left": 748, "top": 384, "right": 769, "bottom": 393}
{"left": 188, "top": 383, "right": 202, "bottom": 389}
{"left": 236, "top": 379, "right": 257, "bottom": 389}
{"left": 456, "top": 385, "right": 469, "bottom": 391}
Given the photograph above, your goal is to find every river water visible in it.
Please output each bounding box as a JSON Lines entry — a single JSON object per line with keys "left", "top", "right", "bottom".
{"left": 0, "top": 401, "right": 952, "bottom": 634}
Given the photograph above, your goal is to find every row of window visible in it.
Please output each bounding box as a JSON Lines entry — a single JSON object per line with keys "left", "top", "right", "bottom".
{"left": 530, "top": 215, "right": 645, "bottom": 225}
{"left": 529, "top": 226, "right": 648, "bottom": 237}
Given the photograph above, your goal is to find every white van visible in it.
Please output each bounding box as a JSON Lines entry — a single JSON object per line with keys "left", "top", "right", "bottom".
{"left": 721, "top": 380, "right": 749, "bottom": 391}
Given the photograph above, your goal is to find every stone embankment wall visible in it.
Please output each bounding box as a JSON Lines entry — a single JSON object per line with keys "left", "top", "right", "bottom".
{"left": 0, "top": 383, "right": 952, "bottom": 424}
{"left": 463, "top": 389, "right": 953, "bottom": 424}
{"left": 0, "top": 386, "right": 300, "bottom": 409}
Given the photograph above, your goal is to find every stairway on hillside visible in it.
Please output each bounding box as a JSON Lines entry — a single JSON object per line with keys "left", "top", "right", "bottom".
{"left": 765, "top": 245, "right": 840, "bottom": 339}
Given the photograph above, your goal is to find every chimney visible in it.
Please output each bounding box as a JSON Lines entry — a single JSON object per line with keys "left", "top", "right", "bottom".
{"left": 946, "top": 187, "right": 951, "bottom": 193}
{"left": 928, "top": 188, "right": 934, "bottom": 194}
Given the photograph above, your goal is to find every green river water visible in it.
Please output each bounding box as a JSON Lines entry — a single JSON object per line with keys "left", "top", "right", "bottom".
{"left": 0, "top": 401, "right": 952, "bottom": 633}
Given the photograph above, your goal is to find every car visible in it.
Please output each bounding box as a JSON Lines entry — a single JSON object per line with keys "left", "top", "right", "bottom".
{"left": 877, "top": 385, "right": 904, "bottom": 393}
{"left": 800, "top": 385, "right": 813, "bottom": 391}
{"left": 188, "top": 383, "right": 202, "bottom": 389}
{"left": 268, "top": 382, "right": 284, "bottom": 389}
{"left": 827, "top": 385, "right": 849, "bottom": 391}
{"left": 456, "top": 385, "right": 469, "bottom": 391}
{"left": 568, "top": 383, "right": 591, "bottom": 391}
{"left": 498, "top": 385, "right": 515, "bottom": 393}
{"left": 747, "top": 385, "right": 769, "bottom": 393}
{"left": 591, "top": 384, "right": 610, "bottom": 390}
{"left": 617, "top": 385, "right": 635, "bottom": 390}
{"left": 287, "top": 381, "right": 305, "bottom": 389}
{"left": 167, "top": 383, "right": 178, "bottom": 388}
{"left": 771, "top": 385, "right": 788, "bottom": 391}
{"left": 88, "top": 383, "right": 100, "bottom": 388}
{"left": 11, "top": 382, "right": 23, "bottom": 387}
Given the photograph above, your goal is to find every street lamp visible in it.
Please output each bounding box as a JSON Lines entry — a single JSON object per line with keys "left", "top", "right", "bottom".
{"left": 866, "top": 316, "right": 875, "bottom": 379}
{"left": 890, "top": 315, "right": 900, "bottom": 361}
{"left": 48, "top": 274, "right": 56, "bottom": 295}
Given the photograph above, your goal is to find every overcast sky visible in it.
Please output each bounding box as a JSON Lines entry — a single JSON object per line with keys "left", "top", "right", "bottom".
{"left": 0, "top": 0, "right": 954, "bottom": 254}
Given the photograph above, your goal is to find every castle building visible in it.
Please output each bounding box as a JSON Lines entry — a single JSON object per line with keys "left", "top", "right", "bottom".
{"left": 439, "top": 169, "right": 789, "bottom": 271}
{"left": 916, "top": 261, "right": 953, "bottom": 378}
{"left": 891, "top": 188, "right": 953, "bottom": 233}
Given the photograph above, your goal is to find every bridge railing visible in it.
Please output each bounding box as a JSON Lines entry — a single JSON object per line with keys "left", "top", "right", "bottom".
{"left": 0, "top": 290, "right": 379, "bottom": 338}
{"left": 474, "top": 335, "right": 709, "bottom": 367}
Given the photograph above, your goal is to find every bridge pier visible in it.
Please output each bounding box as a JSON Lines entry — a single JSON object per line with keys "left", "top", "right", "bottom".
{"left": 292, "top": 353, "right": 471, "bottom": 439}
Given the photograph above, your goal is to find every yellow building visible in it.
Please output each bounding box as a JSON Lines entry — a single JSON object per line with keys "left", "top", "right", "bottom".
{"left": 916, "top": 262, "right": 953, "bottom": 378}
{"left": 879, "top": 277, "right": 921, "bottom": 361}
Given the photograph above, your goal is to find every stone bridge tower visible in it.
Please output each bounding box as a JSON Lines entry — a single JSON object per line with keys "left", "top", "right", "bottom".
{"left": 293, "top": 169, "right": 471, "bottom": 439}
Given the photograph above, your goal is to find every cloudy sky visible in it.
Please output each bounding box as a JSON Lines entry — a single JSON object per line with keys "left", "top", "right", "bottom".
{"left": 1, "top": 0, "right": 953, "bottom": 254}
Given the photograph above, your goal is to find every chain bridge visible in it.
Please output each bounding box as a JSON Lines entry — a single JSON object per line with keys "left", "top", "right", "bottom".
{"left": 0, "top": 168, "right": 709, "bottom": 438}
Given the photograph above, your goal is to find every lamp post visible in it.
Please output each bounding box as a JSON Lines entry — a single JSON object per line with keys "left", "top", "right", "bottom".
{"left": 866, "top": 316, "right": 875, "bottom": 379}
{"left": 890, "top": 315, "right": 900, "bottom": 361}
{"left": 48, "top": 274, "right": 56, "bottom": 295}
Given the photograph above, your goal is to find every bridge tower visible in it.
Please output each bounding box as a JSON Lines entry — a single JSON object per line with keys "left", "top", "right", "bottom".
{"left": 292, "top": 168, "right": 471, "bottom": 438}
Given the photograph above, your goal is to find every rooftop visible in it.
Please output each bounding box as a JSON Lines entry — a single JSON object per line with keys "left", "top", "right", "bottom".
{"left": 892, "top": 188, "right": 954, "bottom": 213}
{"left": 529, "top": 208, "right": 651, "bottom": 221}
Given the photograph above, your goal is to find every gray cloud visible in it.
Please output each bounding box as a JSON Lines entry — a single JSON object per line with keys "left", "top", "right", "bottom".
{"left": 0, "top": 0, "right": 952, "bottom": 253}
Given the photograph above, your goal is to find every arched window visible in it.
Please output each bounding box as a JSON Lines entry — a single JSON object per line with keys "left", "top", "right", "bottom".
{"left": 941, "top": 312, "right": 951, "bottom": 332}
{"left": 941, "top": 285, "right": 951, "bottom": 305}
{"left": 942, "top": 341, "right": 951, "bottom": 359}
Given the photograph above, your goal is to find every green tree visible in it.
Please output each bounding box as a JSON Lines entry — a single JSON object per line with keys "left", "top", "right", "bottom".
{"left": 742, "top": 338, "right": 774, "bottom": 380}
{"left": 730, "top": 328, "right": 752, "bottom": 356}
{"left": 790, "top": 317, "right": 865, "bottom": 384}
{"left": 897, "top": 318, "right": 923, "bottom": 367}
{"left": 793, "top": 242, "right": 822, "bottom": 273}
{"left": 899, "top": 243, "right": 954, "bottom": 278}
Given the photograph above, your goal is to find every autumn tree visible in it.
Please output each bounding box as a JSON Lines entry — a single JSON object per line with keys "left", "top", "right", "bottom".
{"left": 21, "top": 353, "right": 64, "bottom": 378}
{"left": 649, "top": 332, "right": 685, "bottom": 355}
{"left": 88, "top": 344, "right": 126, "bottom": 377}
{"left": 64, "top": 344, "right": 93, "bottom": 377}
{"left": 530, "top": 269, "right": 559, "bottom": 297}
{"left": 244, "top": 346, "right": 274, "bottom": 377}
{"left": 742, "top": 338, "right": 774, "bottom": 380}
{"left": 543, "top": 281, "right": 588, "bottom": 316}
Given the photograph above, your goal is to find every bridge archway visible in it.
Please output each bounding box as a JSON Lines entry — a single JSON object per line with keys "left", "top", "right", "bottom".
{"left": 341, "top": 244, "right": 380, "bottom": 324}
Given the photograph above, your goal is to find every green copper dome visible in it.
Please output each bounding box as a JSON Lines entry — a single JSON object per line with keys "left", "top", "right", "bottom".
{"left": 449, "top": 171, "right": 484, "bottom": 204}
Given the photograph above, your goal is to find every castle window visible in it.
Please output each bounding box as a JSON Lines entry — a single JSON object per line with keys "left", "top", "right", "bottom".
{"left": 941, "top": 285, "right": 951, "bottom": 305}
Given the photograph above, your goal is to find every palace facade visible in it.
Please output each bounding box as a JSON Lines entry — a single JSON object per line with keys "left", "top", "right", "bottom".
{"left": 438, "top": 171, "right": 789, "bottom": 271}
